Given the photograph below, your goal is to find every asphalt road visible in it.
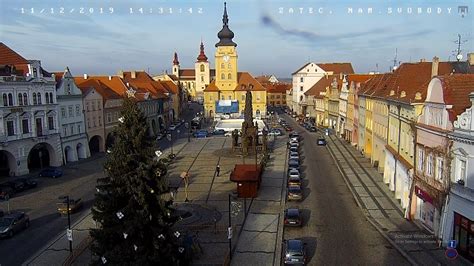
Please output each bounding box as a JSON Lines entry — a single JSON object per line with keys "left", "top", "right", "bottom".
{"left": 281, "top": 112, "right": 409, "bottom": 265}
{"left": 0, "top": 102, "right": 202, "bottom": 266}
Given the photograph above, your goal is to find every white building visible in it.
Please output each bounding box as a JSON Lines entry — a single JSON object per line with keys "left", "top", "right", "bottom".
{"left": 289, "top": 62, "right": 354, "bottom": 116}
{"left": 54, "top": 68, "right": 90, "bottom": 163}
{"left": 0, "top": 43, "right": 62, "bottom": 176}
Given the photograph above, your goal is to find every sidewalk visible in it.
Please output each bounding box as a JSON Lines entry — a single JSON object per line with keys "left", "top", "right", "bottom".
{"left": 231, "top": 136, "right": 287, "bottom": 266}
{"left": 326, "top": 134, "right": 472, "bottom": 265}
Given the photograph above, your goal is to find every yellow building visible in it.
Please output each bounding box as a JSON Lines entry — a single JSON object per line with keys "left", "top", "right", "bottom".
{"left": 203, "top": 3, "right": 266, "bottom": 119}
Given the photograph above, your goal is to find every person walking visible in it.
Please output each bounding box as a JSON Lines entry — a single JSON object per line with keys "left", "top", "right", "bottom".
{"left": 216, "top": 164, "right": 220, "bottom": 176}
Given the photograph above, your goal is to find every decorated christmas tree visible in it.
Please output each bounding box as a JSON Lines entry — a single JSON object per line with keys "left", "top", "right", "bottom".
{"left": 90, "top": 95, "right": 184, "bottom": 265}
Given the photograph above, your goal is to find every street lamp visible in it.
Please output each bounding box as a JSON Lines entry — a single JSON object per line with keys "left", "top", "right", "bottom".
{"left": 58, "top": 195, "right": 72, "bottom": 253}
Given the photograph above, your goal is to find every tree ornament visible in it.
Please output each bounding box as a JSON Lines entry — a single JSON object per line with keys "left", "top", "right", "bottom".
{"left": 123, "top": 232, "right": 128, "bottom": 239}
{"left": 101, "top": 256, "right": 107, "bottom": 264}
{"left": 158, "top": 234, "right": 165, "bottom": 240}
{"left": 116, "top": 211, "right": 124, "bottom": 219}
{"left": 133, "top": 244, "right": 138, "bottom": 251}
{"left": 174, "top": 231, "right": 180, "bottom": 238}
{"left": 178, "top": 247, "right": 185, "bottom": 253}
{"left": 118, "top": 117, "right": 124, "bottom": 123}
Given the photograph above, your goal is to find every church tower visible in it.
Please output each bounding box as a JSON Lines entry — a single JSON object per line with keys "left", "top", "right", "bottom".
{"left": 195, "top": 41, "right": 210, "bottom": 101}
{"left": 172, "top": 52, "right": 180, "bottom": 78}
{"left": 215, "top": 2, "right": 238, "bottom": 93}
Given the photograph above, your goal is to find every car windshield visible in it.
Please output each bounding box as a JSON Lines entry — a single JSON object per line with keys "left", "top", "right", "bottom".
{"left": 288, "top": 186, "right": 300, "bottom": 192}
{"left": 288, "top": 240, "right": 303, "bottom": 253}
{"left": 287, "top": 209, "right": 299, "bottom": 217}
{"left": 289, "top": 170, "right": 298, "bottom": 175}
{"left": 0, "top": 217, "right": 13, "bottom": 227}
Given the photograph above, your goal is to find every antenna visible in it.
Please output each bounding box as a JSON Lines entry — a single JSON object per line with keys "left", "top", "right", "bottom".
{"left": 375, "top": 63, "right": 378, "bottom": 72}
{"left": 452, "top": 34, "right": 468, "bottom": 61}
{"left": 392, "top": 48, "right": 398, "bottom": 70}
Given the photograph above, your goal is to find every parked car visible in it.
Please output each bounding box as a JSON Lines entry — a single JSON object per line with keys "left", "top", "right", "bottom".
{"left": 317, "top": 138, "right": 327, "bottom": 146}
{"left": 284, "top": 126, "right": 293, "bottom": 132}
{"left": 288, "top": 168, "right": 300, "bottom": 178}
{"left": 2, "top": 181, "right": 25, "bottom": 193}
{"left": 169, "top": 124, "right": 177, "bottom": 131}
{"left": 289, "top": 147, "right": 298, "bottom": 154}
{"left": 288, "top": 159, "right": 299, "bottom": 169}
{"left": 193, "top": 130, "right": 209, "bottom": 138}
{"left": 156, "top": 133, "right": 165, "bottom": 141}
{"left": 213, "top": 129, "right": 226, "bottom": 136}
{"left": 39, "top": 167, "right": 63, "bottom": 178}
{"left": 289, "top": 132, "right": 300, "bottom": 139}
{"left": 268, "top": 129, "right": 282, "bottom": 136}
{"left": 0, "top": 185, "right": 13, "bottom": 200}
{"left": 287, "top": 176, "right": 302, "bottom": 187}
{"left": 15, "top": 178, "right": 38, "bottom": 189}
{"left": 0, "top": 212, "right": 30, "bottom": 238}
{"left": 284, "top": 208, "right": 302, "bottom": 227}
{"left": 289, "top": 141, "right": 299, "bottom": 147}
{"left": 57, "top": 198, "right": 83, "bottom": 215}
{"left": 289, "top": 154, "right": 299, "bottom": 162}
{"left": 308, "top": 126, "right": 317, "bottom": 132}
{"left": 289, "top": 151, "right": 299, "bottom": 158}
{"left": 283, "top": 239, "right": 307, "bottom": 264}
{"left": 287, "top": 185, "right": 303, "bottom": 201}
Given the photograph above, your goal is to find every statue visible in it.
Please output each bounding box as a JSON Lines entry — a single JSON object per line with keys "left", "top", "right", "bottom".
{"left": 240, "top": 87, "right": 258, "bottom": 156}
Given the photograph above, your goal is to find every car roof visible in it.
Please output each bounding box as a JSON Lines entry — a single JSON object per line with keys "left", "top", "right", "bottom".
{"left": 288, "top": 186, "right": 301, "bottom": 191}
{"left": 287, "top": 239, "right": 303, "bottom": 251}
{"left": 286, "top": 208, "right": 300, "bottom": 216}
{"left": 4, "top": 212, "right": 25, "bottom": 218}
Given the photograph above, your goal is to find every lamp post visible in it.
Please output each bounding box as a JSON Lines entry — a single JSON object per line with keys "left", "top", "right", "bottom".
{"left": 58, "top": 195, "right": 72, "bottom": 253}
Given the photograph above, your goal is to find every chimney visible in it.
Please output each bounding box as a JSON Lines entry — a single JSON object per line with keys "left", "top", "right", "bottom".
{"left": 468, "top": 53, "right": 474, "bottom": 66}
{"left": 420, "top": 58, "right": 426, "bottom": 62}
{"left": 131, "top": 71, "right": 136, "bottom": 79}
{"left": 339, "top": 72, "right": 343, "bottom": 79}
{"left": 431, "top": 56, "right": 439, "bottom": 78}
{"left": 83, "top": 74, "right": 88, "bottom": 79}
{"left": 117, "top": 70, "right": 124, "bottom": 78}
{"left": 108, "top": 75, "right": 112, "bottom": 80}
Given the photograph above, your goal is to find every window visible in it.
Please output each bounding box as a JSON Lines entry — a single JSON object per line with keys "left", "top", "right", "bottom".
{"left": 418, "top": 147, "right": 424, "bottom": 172}
{"left": 63, "top": 127, "right": 67, "bottom": 136}
{"left": 200, "top": 64, "right": 204, "bottom": 72}
{"left": 8, "top": 93, "right": 13, "bottom": 106}
{"left": 33, "top": 93, "right": 37, "bottom": 105}
{"left": 228, "top": 96, "right": 231, "bottom": 100}
{"left": 92, "top": 102, "right": 96, "bottom": 111}
{"left": 228, "top": 63, "right": 231, "bottom": 69}
{"left": 257, "top": 93, "right": 261, "bottom": 101}
{"left": 49, "top": 93, "right": 53, "bottom": 104}
{"left": 7, "top": 121, "right": 14, "bottom": 136}
{"left": 60, "top": 107, "right": 66, "bottom": 118}
{"left": 436, "top": 157, "right": 444, "bottom": 180}
{"left": 67, "top": 84, "right": 71, "bottom": 94}
{"left": 221, "top": 95, "right": 225, "bottom": 100}
{"left": 242, "top": 95, "right": 245, "bottom": 101}
{"left": 221, "top": 63, "right": 225, "bottom": 69}
{"left": 300, "top": 86, "right": 303, "bottom": 92}
{"left": 107, "top": 113, "right": 112, "bottom": 123}
{"left": 458, "top": 159, "right": 466, "bottom": 182}
{"left": 300, "top": 77, "right": 303, "bottom": 82}
{"left": 37, "top": 93, "right": 41, "bottom": 104}
{"left": 68, "top": 106, "right": 73, "bottom": 117}
{"left": 228, "top": 73, "right": 232, "bottom": 79}
{"left": 201, "top": 76, "right": 204, "bottom": 82}
{"left": 86, "top": 103, "right": 89, "bottom": 111}
{"left": 87, "top": 119, "right": 90, "bottom": 128}
{"left": 70, "top": 125, "right": 74, "bottom": 134}
{"left": 221, "top": 73, "right": 225, "bottom": 80}
{"left": 22, "top": 119, "right": 29, "bottom": 134}
{"left": 300, "top": 95, "right": 304, "bottom": 102}
{"left": 271, "top": 95, "right": 275, "bottom": 99}
{"left": 99, "top": 116, "right": 102, "bottom": 126}
{"left": 3, "top": 94, "right": 7, "bottom": 106}
{"left": 256, "top": 109, "right": 261, "bottom": 117}
{"left": 98, "top": 101, "right": 101, "bottom": 110}
{"left": 45, "top": 93, "right": 50, "bottom": 104}
{"left": 426, "top": 153, "right": 433, "bottom": 176}
{"left": 48, "top": 117, "right": 54, "bottom": 130}
{"left": 18, "top": 93, "right": 23, "bottom": 105}
{"left": 33, "top": 68, "right": 37, "bottom": 78}
{"left": 77, "top": 125, "right": 81, "bottom": 134}
{"left": 23, "top": 93, "right": 28, "bottom": 105}
{"left": 76, "top": 105, "right": 80, "bottom": 116}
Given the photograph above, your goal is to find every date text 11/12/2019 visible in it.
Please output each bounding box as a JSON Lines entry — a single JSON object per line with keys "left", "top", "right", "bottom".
{"left": 20, "top": 7, "right": 204, "bottom": 15}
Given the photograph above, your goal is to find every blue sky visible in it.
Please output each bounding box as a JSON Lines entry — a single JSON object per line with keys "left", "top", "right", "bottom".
{"left": 0, "top": 0, "right": 472, "bottom": 78}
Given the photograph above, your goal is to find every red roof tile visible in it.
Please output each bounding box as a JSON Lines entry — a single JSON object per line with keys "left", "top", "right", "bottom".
{"left": 203, "top": 81, "right": 220, "bottom": 92}
{"left": 305, "top": 74, "right": 338, "bottom": 98}
{"left": 75, "top": 79, "right": 121, "bottom": 100}
{"left": 266, "top": 83, "right": 291, "bottom": 94}
{"left": 318, "top": 63, "right": 355, "bottom": 74}
{"left": 234, "top": 72, "right": 266, "bottom": 91}
{"left": 437, "top": 74, "right": 474, "bottom": 122}
{"left": 179, "top": 69, "right": 195, "bottom": 77}
{"left": 0, "top": 43, "right": 28, "bottom": 65}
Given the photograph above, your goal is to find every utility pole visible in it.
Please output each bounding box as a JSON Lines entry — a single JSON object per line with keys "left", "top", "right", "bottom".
{"left": 453, "top": 34, "right": 467, "bottom": 61}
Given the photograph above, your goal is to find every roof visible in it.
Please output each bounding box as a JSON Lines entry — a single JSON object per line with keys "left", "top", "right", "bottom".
{"left": 203, "top": 81, "right": 220, "bottom": 92}
{"left": 169, "top": 74, "right": 178, "bottom": 81}
{"left": 234, "top": 72, "right": 266, "bottom": 91}
{"left": 230, "top": 164, "right": 262, "bottom": 182}
{"left": 75, "top": 79, "right": 121, "bottom": 100}
{"left": 266, "top": 83, "right": 292, "bottom": 94}
{"left": 121, "top": 71, "right": 169, "bottom": 98}
{"left": 292, "top": 62, "right": 354, "bottom": 75}
{"left": 0, "top": 43, "right": 29, "bottom": 65}
{"left": 359, "top": 73, "right": 393, "bottom": 98}
{"left": 304, "top": 74, "right": 338, "bottom": 98}
{"left": 160, "top": 80, "right": 178, "bottom": 94}
{"left": 385, "top": 62, "right": 455, "bottom": 104}
{"left": 179, "top": 69, "right": 195, "bottom": 77}
{"left": 437, "top": 74, "right": 474, "bottom": 122}
{"left": 75, "top": 76, "right": 128, "bottom": 97}
{"left": 52, "top": 72, "right": 64, "bottom": 84}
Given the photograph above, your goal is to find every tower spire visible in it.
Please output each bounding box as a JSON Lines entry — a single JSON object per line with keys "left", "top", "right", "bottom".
{"left": 173, "top": 52, "right": 179, "bottom": 65}
{"left": 223, "top": 2, "right": 229, "bottom": 25}
{"left": 197, "top": 41, "right": 208, "bottom": 62}
{"left": 216, "top": 2, "right": 237, "bottom": 47}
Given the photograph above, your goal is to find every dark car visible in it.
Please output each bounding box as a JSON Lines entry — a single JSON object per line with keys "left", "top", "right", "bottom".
{"left": 15, "top": 178, "right": 38, "bottom": 189}
{"left": 289, "top": 147, "right": 298, "bottom": 154}
{"left": 289, "top": 132, "right": 300, "bottom": 140}
{"left": 0, "top": 212, "right": 30, "bottom": 238}
{"left": 308, "top": 126, "right": 317, "bottom": 132}
{"left": 0, "top": 185, "right": 13, "bottom": 200}
{"left": 288, "top": 159, "right": 299, "bottom": 169}
{"left": 57, "top": 198, "right": 83, "bottom": 215}
{"left": 193, "top": 130, "right": 209, "bottom": 138}
{"left": 39, "top": 167, "right": 63, "bottom": 178}
{"left": 287, "top": 176, "right": 302, "bottom": 187}
{"left": 2, "top": 180, "right": 25, "bottom": 193}
{"left": 317, "top": 138, "right": 327, "bottom": 146}
{"left": 284, "top": 208, "right": 302, "bottom": 227}
{"left": 284, "top": 239, "right": 307, "bottom": 264}
{"left": 287, "top": 185, "right": 303, "bottom": 201}
{"left": 212, "top": 129, "right": 226, "bottom": 135}
{"left": 284, "top": 126, "right": 293, "bottom": 132}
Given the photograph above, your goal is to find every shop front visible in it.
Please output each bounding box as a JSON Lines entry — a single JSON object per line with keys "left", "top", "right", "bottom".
{"left": 414, "top": 185, "right": 436, "bottom": 232}
{"left": 452, "top": 212, "right": 474, "bottom": 262}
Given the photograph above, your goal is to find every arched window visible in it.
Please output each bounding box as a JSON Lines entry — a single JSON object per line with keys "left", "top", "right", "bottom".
{"left": 37, "top": 92, "right": 42, "bottom": 104}
{"left": 300, "top": 95, "right": 304, "bottom": 102}
{"left": 45, "top": 93, "right": 50, "bottom": 104}
{"left": 221, "top": 73, "right": 225, "bottom": 80}
{"left": 2, "top": 94, "right": 7, "bottom": 106}
{"left": 221, "top": 63, "right": 225, "bottom": 69}
{"left": 256, "top": 109, "right": 261, "bottom": 117}
{"left": 18, "top": 93, "right": 23, "bottom": 106}
{"left": 33, "top": 93, "right": 37, "bottom": 105}
{"left": 49, "top": 92, "right": 53, "bottom": 104}
{"left": 23, "top": 93, "right": 28, "bottom": 105}
{"left": 200, "top": 64, "right": 205, "bottom": 72}
{"left": 228, "top": 63, "right": 231, "bottom": 69}
{"left": 8, "top": 93, "right": 13, "bottom": 106}
{"left": 228, "top": 73, "right": 232, "bottom": 79}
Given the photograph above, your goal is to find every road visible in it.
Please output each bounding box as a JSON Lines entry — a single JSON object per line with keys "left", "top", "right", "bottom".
{"left": 280, "top": 112, "right": 409, "bottom": 265}
{"left": 0, "top": 103, "right": 201, "bottom": 266}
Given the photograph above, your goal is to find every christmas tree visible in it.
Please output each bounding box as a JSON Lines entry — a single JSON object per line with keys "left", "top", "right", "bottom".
{"left": 90, "top": 95, "right": 184, "bottom": 265}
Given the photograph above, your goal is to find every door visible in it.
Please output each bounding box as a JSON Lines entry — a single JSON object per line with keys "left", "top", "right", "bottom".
{"left": 35, "top": 118, "right": 42, "bottom": 136}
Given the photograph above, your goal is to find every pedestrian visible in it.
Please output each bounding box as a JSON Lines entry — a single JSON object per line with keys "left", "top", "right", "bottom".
{"left": 216, "top": 164, "right": 220, "bottom": 176}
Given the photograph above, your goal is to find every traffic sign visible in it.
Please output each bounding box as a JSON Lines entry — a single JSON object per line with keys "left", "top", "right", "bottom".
{"left": 445, "top": 248, "right": 458, "bottom": 260}
{"left": 66, "top": 229, "right": 73, "bottom": 241}
{"left": 448, "top": 240, "right": 457, "bottom": 248}
{"left": 227, "top": 227, "right": 233, "bottom": 239}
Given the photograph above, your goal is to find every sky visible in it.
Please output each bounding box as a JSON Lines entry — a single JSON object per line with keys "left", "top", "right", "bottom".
{"left": 0, "top": 0, "right": 472, "bottom": 78}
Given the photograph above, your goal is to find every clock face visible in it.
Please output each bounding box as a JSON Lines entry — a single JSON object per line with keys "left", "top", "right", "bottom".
{"left": 223, "top": 55, "right": 230, "bottom": 62}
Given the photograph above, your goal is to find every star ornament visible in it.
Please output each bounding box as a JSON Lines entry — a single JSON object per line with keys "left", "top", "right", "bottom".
{"left": 101, "top": 256, "right": 107, "bottom": 264}
{"left": 174, "top": 231, "right": 180, "bottom": 238}
{"left": 158, "top": 234, "right": 165, "bottom": 239}
{"left": 178, "top": 247, "right": 185, "bottom": 253}
{"left": 118, "top": 117, "right": 125, "bottom": 123}
{"left": 123, "top": 232, "right": 128, "bottom": 239}
{"left": 116, "top": 211, "right": 124, "bottom": 219}
{"left": 126, "top": 87, "right": 136, "bottom": 98}
{"left": 133, "top": 244, "right": 138, "bottom": 251}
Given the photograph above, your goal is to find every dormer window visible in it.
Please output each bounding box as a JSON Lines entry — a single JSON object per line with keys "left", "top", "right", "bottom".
{"left": 400, "top": 91, "right": 406, "bottom": 98}
{"left": 390, "top": 90, "right": 395, "bottom": 96}
{"left": 33, "top": 68, "right": 38, "bottom": 78}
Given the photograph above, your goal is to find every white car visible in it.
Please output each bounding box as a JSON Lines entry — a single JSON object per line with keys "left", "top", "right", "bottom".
{"left": 289, "top": 154, "right": 299, "bottom": 161}
{"left": 288, "top": 168, "right": 300, "bottom": 179}
{"left": 289, "top": 141, "right": 299, "bottom": 147}
{"left": 289, "top": 151, "right": 299, "bottom": 158}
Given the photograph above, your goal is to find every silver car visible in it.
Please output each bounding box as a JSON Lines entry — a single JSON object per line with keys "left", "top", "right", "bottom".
{"left": 284, "top": 239, "right": 307, "bottom": 264}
